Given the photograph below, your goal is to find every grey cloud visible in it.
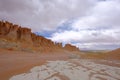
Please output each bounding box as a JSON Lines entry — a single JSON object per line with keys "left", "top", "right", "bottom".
{"left": 0, "top": 0, "right": 37, "bottom": 13}
{"left": 0, "top": 0, "right": 95, "bottom": 32}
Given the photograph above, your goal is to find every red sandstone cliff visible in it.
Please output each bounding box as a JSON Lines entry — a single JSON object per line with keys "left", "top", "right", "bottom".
{"left": 0, "top": 21, "right": 80, "bottom": 53}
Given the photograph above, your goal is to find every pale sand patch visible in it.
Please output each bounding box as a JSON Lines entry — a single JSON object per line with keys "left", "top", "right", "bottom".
{"left": 10, "top": 59, "right": 120, "bottom": 80}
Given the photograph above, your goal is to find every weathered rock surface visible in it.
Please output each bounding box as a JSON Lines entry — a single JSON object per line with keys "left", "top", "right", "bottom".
{"left": 10, "top": 59, "right": 120, "bottom": 80}
{"left": 0, "top": 21, "right": 80, "bottom": 52}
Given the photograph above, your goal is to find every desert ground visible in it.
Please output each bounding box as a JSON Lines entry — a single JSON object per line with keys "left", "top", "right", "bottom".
{"left": 9, "top": 59, "right": 120, "bottom": 80}
{"left": 0, "top": 49, "right": 120, "bottom": 80}
{"left": 0, "top": 49, "right": 69, "bottom": 80}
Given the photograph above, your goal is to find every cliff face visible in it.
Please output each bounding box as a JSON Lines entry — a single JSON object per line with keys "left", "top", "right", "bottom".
{"left": 0, "top": 21, "right": 80, "bottom": 52}
{"left": 31, "top": 33, "right": 54, "bottom": 47}
{"left": 17, "top": 27, "right": 32, "bottom": 43}
{"left": 0, "top": 21, "right": 32, "bottom": 43}
{"left": 6, "top": 25, "right": 19, "bottom": 41}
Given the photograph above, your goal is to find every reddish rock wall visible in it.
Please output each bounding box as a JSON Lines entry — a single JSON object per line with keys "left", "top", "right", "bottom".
{"left": 0, "top": 21, "right": 80, "bottom": 52}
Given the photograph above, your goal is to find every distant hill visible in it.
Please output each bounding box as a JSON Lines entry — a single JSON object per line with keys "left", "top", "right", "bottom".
{"left": 104, "top": 48, "right": 120, "bottom": 60}
{"left": 0, "top": 21, "right": 80, "bottom": 53}
{"left": 80, "top": 48, "right": 120, "bottom": 60}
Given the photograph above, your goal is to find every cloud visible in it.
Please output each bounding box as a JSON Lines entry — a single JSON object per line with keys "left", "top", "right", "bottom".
{"left": 0, "top": 0, "right": 120, "bottom": 50}
{"left": 0, "top": 0, "right": 95, "bottom": 32}
{"left": 50, "top": 0, "right": 120, "bottom": 50}
{"left": 72, "top": 0, "right": 120, "bottom": 30}
{"left": 50, "top": 29, "right": 120, "bottom": 42}
{"left": 50, "top": 29, "right": 120, "bottom": 50}
{"left": 0, "top": 0, "right": 38, "bottom": 30}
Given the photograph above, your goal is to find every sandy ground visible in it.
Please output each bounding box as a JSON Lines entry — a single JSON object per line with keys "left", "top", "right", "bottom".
{"left": 0, "top": 49, "right": 69, "bottom": 80}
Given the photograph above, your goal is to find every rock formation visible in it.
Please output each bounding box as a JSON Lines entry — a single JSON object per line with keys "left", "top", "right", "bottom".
{"left": 64, "top": 44, "right": 79, "bottom": 51}
{"left": 0, "top": 21, "right": 80, "bottom": 52}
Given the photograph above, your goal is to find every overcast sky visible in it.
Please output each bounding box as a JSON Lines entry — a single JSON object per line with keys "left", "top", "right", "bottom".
{"left": 0, "top": 0, "right": 120, "bottom": 50}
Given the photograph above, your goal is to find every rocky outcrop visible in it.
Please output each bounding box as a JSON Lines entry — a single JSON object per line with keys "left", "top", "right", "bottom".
{"left": 0, "top": 21, "right": 80, "bottom": 52}
{"left": 31, "top": 33, "right": 54, "bottom": 47}
{"left": 0, "top": 21, "right": 19, "bottom": 41}
{"left": 0, "top": 21, "right": 12, "bottom": 35}
{"left": 64, "top": 44, "right": 79, "bottom": 51}
{"left": 55, "top": 43, "right": 63, "bottom": 48}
